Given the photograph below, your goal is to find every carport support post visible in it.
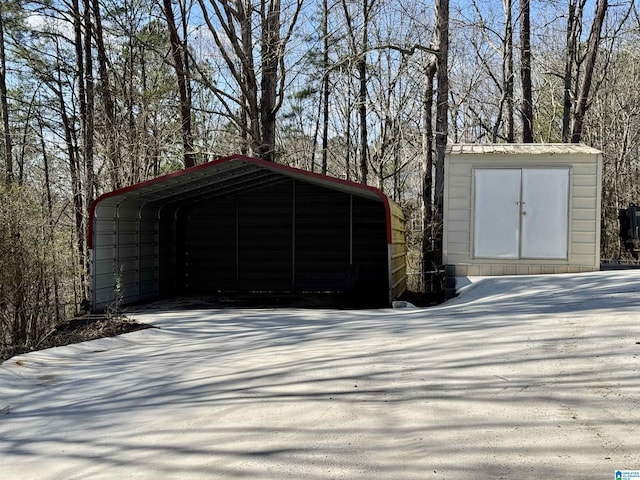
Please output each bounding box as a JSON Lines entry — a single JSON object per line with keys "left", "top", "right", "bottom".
{"left": 89, "top": 244, "right": 96, "bottom": 311}
{"left": 137, "top": 205, "right": 142, "bottom": 304}
{"left": 114, "top": 204, "right": 120, "bottom": 307}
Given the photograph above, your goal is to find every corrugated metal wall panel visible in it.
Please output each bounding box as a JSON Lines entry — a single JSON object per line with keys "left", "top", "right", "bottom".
{"left": 181, "top": 182, "right": 295, "bottom": 294}
{"left": 90, "top": 203, "right": 118, "bottom": 310}
{"left": 388, "top": 201, "right": 407, "bottom": 300}
{"left": 184, "top": 195, "right": 237, "bottom": 292}
{"left": 295, "top": 183, "right": 351, "bottom": 291}
{"left": 158, "top": 206, "right": 178, "bottom": 297}
{"left": 237, "top": 182, "right": 294, "bottom": 291}
{"left": 115, "top": 209, "right": 139, "bottom": 304}
{"left": 352, "top": 197, "right": 388, "bottom": 301}
{"left": 138, "top": 206, "right": 159, "bottom": 300}
{"left": 171, "top": 181, "right": 393, "bottom": 298}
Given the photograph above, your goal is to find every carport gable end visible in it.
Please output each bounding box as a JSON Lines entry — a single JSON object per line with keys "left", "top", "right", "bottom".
{"left": 89, "top": 154, "right": 407, "bottom": 311}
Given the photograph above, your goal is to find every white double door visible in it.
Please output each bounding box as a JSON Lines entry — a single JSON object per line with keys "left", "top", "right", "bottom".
{"left": 473, "top": 168, "right": 569, "bottom": 259}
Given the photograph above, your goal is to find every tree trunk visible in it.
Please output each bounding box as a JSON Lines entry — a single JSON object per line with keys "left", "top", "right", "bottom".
{"left": 91, "top": 0, "right": 117, "bottom": 191}
{"left": 240, "top": 90, "right": 250, "bottom": 155}
{"left": 55, "top": 38, "right": 87, "bottom": 305}
{"left": 69, "top": 0, "right": 89, "bottom": 302}
{"left": 504, "top": 0, "right": 514, "bottom": 142}
{"left": 520, "top": 0, "right": 533, "bottom": 142}
{"left": 82, "top": 0, "right": 97, "bottom": 200}
{"left": 562, "top": 0, "right": 579, "bottom": 142}
{"left": 162, "top": 0, "right": 196, "bottom": 168}
{"left": 433, "top": 0, "right": 449, "bottom": 266}
{"left": 358, "top": 0, "right": 369, "bottom": 184}
{"left": 321, "top": 0, "right": 329, "bottom": 175}
{"left": 39, "top": 116, "right": 61, "bottom": 324}
{"left": 179, "top": 0, "right": 194, "bottom": 156}
{"left": 358, "top": 57, "right": 368, "bottom": 183}
{"left": 571, "top": 0, "right": 608, "bottom": 143}
{"left": 258, "top": 0, "right": 280, "bottom": 161}
{"left": 0, "top": 3, "right": 13, "bottom": 184}
{"left": 16, "top": 89, "right": 38, "bottom": 183}
{"left": 489, "top": 0, "right": 515, "bottom": 143}
{"left": 422, "top": 59, "right": 437, "bottom": 271}
{"left": 239, "top": 0, "right": 259, "bottom": 154}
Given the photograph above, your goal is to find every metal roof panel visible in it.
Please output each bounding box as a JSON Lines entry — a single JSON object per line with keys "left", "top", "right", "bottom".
{"left": 89, "top": 154, "right": 393, "bottom": 248}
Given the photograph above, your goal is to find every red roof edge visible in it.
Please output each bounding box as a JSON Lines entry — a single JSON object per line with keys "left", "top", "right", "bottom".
{"left": 88, "top": 154, "right": 394, "bottom": 249}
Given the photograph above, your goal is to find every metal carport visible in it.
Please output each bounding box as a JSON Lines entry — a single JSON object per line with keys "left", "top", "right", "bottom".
{"left": 89, "top": 154, "right": 406, "bottom": 311}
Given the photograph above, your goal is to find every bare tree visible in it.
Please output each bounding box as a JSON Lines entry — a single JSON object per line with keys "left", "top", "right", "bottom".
{"left": 196, "top": 0, "right": 304, "bottom": 161}
{"left": 418, "top": 0, "right": 449, "bottom": 272}
{"left": 519, "top": 0, "right": 533, "bottom": 142}
{"left": 561, "top": 0, "right": 582, "bottom": 142}
{"left": 421, "top": 56, "right": 437, "bottom": 265}
{"left": 340, "top": 0, "right": 376, "bottom": 183}
{"left": 503, "top": 0, "right": 514, "bottom": 142}
{"left": 0, "top": 2, "right": 13, "bottom": 183}
{"left": 91, "top": 0, "right": 117, "bottom": 191}
{"left": 559, "top": 0, "right": 633, "bottom": 143}
{"left": 321, "top": 0, "right": 329, "bottom": 175}
{"left": 433, "top": 0, "right": 449, "bottom": 265}
{"left": 162, "top": 0, "right": 196, "bottom": 167}
{"left": 356, "top": 0, "right": 372, "bottom": 184}
{"left": 569, "top": 0, "right": 608, "bottom": 143}
{"left": 459, "top": 0, "right": 515, "bottom": 143}
{"left": 83, "top": 0, "right": 97, "bottom": 202}
{"left": 68, "top": 0, "right": 90, "bottom": 301}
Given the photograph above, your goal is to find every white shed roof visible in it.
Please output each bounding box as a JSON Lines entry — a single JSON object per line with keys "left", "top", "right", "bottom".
{"left": 446, "top": 143, "right": 602, "bottom": 155}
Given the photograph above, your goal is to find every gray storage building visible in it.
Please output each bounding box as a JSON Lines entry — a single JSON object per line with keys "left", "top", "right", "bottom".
{"left": 89, "top": 154, "right": 406, "bottom": 311}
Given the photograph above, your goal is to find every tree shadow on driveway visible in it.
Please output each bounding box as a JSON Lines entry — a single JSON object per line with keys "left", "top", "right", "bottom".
{"left": 1, "top": 270, "right": 640, "bottom": 479}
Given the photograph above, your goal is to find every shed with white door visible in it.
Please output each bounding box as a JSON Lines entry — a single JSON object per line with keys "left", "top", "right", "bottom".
{"left": 443, "top": 144, "right": 603, "bottom": 277}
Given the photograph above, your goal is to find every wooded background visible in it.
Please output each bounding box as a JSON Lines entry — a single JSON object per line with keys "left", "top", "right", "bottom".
{"left": 1, "top": 0, "right": 639, "bottom": 348}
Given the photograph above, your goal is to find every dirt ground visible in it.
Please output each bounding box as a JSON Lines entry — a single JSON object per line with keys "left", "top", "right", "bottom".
{"left": 0, "top": 316, "right": 151, "bottom": 363}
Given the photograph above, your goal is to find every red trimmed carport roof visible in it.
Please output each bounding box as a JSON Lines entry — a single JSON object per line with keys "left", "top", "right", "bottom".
{"left": 89, "top": 154, "right": 395, "bottom": 248}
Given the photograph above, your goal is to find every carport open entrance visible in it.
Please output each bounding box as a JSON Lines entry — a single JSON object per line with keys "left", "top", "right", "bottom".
{"left": 164, "top": 180, "right": 389, "bottom": 298}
